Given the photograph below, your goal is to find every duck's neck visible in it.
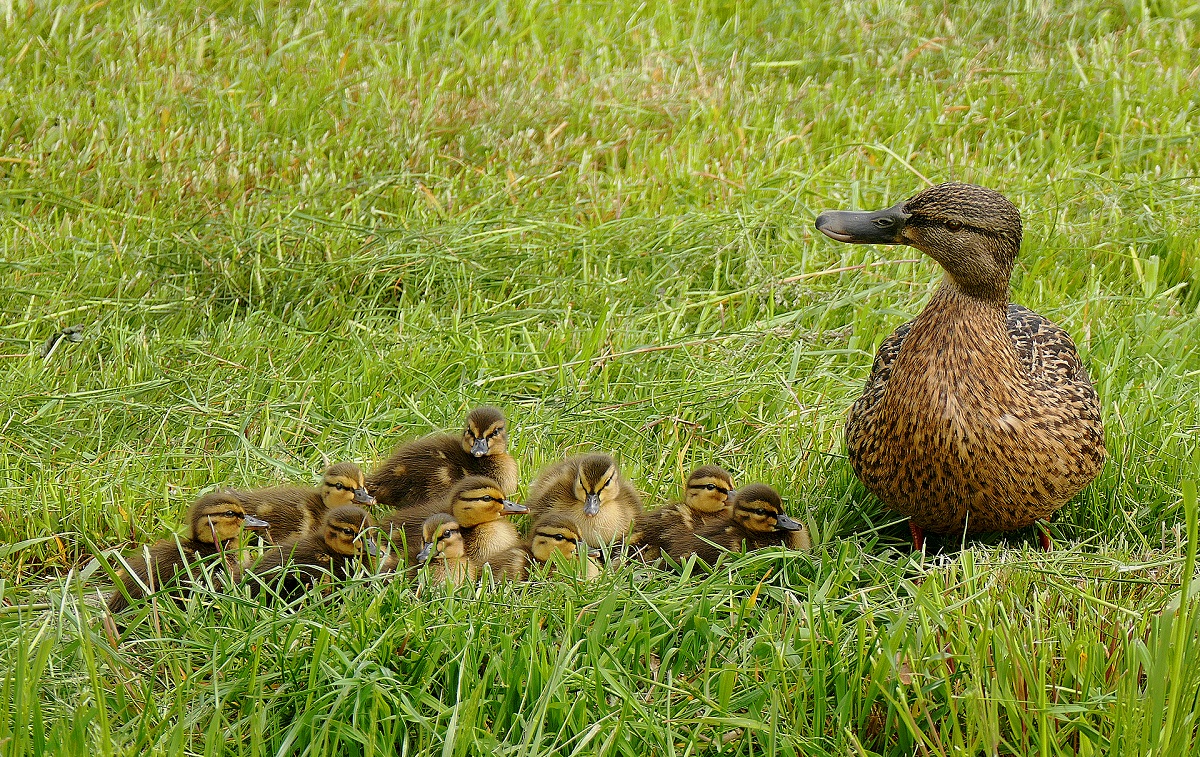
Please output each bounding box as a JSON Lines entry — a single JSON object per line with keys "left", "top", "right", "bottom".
{"left": 897, "top": 275, "right": 1023, "bottom": 395}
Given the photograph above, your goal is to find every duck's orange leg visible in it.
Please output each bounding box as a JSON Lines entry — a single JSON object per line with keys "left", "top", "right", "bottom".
{"left": 909, "top": 520, "right": 925, "bottom": 552}
{"left": 1036, "top": 520, "right": 1053, "bottom": 551}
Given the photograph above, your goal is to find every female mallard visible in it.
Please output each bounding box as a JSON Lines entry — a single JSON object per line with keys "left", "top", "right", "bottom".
{"left": 815, "top": 182, "right": 1105, "bottom": 549}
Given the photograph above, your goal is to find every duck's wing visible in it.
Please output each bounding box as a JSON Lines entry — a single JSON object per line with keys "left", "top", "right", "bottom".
{"left": 847, "top": 319, "right": 913, "bottom": 428}
{"left": 1006, "top": 304, "right": 1094, "bottom": 387}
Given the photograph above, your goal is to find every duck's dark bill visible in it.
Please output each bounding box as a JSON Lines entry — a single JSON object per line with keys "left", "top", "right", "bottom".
{"left": 814, "top": 202, "right": 909, "bottom": 244}
{"left": 774, "top": 513, "right": 803, "bottom": 532}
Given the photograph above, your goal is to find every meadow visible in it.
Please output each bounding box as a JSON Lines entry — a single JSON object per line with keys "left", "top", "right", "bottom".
{"left": 2, "top": 0, "right": 1200, "bottom": 754}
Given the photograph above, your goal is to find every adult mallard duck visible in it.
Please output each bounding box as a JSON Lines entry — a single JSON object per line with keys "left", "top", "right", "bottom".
{"left": 815, "top": 182, "right": 1106, "bottom": 549}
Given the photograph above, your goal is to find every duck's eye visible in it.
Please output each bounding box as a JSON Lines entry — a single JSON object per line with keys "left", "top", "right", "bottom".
{"left": 872, "top": 217, "right": 895, "bottom": 229}
{"left": 341, "top": 528, "right": 356, "bottom": 537}
{"left": 225, "top": 511, "right": 240, "bottom": 519}
{"left": 704, "top": 484, "right": 716, "bottom": 491}
{"left": 946, "top": 220, "right": 963, "bottom": 232}
{"left": 553, "top": 534, "right": 566, "bottom": 541}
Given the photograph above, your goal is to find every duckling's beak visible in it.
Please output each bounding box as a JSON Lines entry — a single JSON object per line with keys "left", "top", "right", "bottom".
{"left": 501, "top": 499, "right": 528, "bottom": 515}
{"left": 364, "top": 537, "right": 379, "bottom": 556}
{"left": 243, "top": 514, "right": 270, "bottom": 529}
{"left": 470, "top": 438, "right": 489, "bottom": 457}
{"left": 353, "top": 488, "right": 377, "bottom": 506}
{"left": 815, "top": 202, "right": 910, "bottom": 245}
{"left": 583, "top": 493, "right": 601, "bottom": 516}
{"left": 725, "top": 489, "right": 736, "bottom": 501}
{"left": 587, "top": 547, "right": 603, "bottom": 559}
{"left": 774, "top": 513, "right": 802, "bottom": 532}
{"left": 416, "top": 543, "right": 433, "bottom": 563}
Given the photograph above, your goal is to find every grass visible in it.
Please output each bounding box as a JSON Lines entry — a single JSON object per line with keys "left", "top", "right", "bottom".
{"left": 1, "top": 0, "right": 1199, "bottom": 753}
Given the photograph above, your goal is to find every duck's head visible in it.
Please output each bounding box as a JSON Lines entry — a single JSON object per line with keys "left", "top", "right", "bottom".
{"left": 322, "top": 505, "right": 376, "bottom": 557}
{"left": 815, "top": 182, "right": 1022, "bottom": 299}
{"left": 529, "top": 514, "right": 600, "bottom": 563}
{"left": 572, "top": 454, "right": 620, "bottom": 517}
{"left": 416, "top": 513, "right": 464, "bottom": 564}
{"left": 319, "top": 462, "right": 376, "bottom": 507}
{"left": 448, "top": 475, "right": 527, "bottom": 527}
{"left": 684, "top": 465, "right": 735, "bottom": 514}
{"left": 188, "top": 491, "right": 269, "bottom": 545}
{"left": 729, "top": 484, "right": 801, "bottom": 535}
{"left": 460, "top": 406, "right": 509, "bottom": 458}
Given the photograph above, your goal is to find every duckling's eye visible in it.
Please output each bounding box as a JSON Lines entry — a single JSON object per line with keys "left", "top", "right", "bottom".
{"left": 704, "top": 484, "right": 716, "bottom": 491}
{"left": 553, "top": 534, "right": 566, "bottom": 541}
{"left": 224, "top": 511, "right": 241, "bottom": 519}
{"left": 945, "top": 220, "right": 963, "bottom": 232}
{"left": 748, "top": 508, "right": 772, "bottom": 517}
{"left": 341, "top": 528, "right": 356, "bottom": 537}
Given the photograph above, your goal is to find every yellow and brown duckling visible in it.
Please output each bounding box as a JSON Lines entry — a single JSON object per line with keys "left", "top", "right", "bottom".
{"left": 107, "top": 491, "right": 268, "bottom": 614}
{"left": 247, "top": 505, "right": 376, "bottom": 602}
{"left": 684, "top": 484, "right": 809, "bottom": 565}
{"left": 414, "top": 513, "right": 475, "bottom": 587}
{"left": 380, "top": 475, "right": 527, "bottom": 569}
{"left": 525, "top": 453, "right": 644, "bottom": 545}
{"left": 366, "top": 406, "right": 519, "bottom": 510}
{"left": 236, "top": 462, "right": 375, "bottom": 544}
{"left": 628, "top": 465, "right": 736, "bottom": 561}
{"left": 815, "top": 182, "right": 1106, "bottom": 549}
{"left": 491, "top": 514, "right": 603, "bottom": 580}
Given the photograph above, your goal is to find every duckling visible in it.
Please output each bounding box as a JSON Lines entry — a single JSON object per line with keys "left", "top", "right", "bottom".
{"left": 414, "top": 513, "right": 475, "bottom": 587}
{"left": 106, "top": 491, "right": 269, "bottom": 614}
{"left": 815, "top": 182, "right": 1106, "bottom": 549}
{"left": 525, "top": 453, "right": 643, "bottom": 545}
{"left": 235, "top": 462, "right": 375, "bottom": 544}
{"left": 628, "top": 465, "right": 736, "bottom": 561}
{"left": 247, "top": 505, "right": 376, "bottom": 602}
{"left": 379, "top": 475, "right": 527, "bottom": 569}
{"left": 367, "top": 406, "right": 519, "bottom": 509}
{"left": 684, "top": 484, "right": 810, "bottom": 565}
{"left": 490, "top": 514, "right": 604, "bottom": 580}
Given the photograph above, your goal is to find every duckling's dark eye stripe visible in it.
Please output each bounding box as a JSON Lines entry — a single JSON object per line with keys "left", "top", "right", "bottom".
{"left": 463, "top": 495, "right": 496, "bottom": 502}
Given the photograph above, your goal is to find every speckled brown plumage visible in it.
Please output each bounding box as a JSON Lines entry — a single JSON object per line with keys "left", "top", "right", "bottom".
{"left": 628, "top": 465, "right": 735, "bottom": 562}
{"left": 366, "top": 407, "right": 519, "bottom": 510}
{"left": 817, "top": 182, "right": 1106, "bottom": 538}
{"left": 525, "top": 453, "right": 644, "bottom": 545}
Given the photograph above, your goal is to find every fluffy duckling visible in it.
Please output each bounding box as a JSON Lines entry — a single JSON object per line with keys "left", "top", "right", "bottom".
{"left": 525, "top": 453, "right": 643, "bottom": 545}
{"left": 685, "top": 484, "right": 810, "bottom": 565}
{"left": 629, "top": 465, "right": 735, "bottom": 561}
{"left": 236, "top": 462, "right": 375, "bottom": 544}
{"left": 490, "top": 514, "right": 603, "bottom": 581}
{"left": 367, "top": 407, "right": 519, "bottom": 509}
{"left": 414, "top": 513, "right": 475, "bottom": 587}
{"left": 816, "top": 183, "right": 1106, "bottom": 549}
{"left": 247, "top": 505, "right": 376, "bottom": 602}
{"left": 380, "top": 475, "right": 527, "bottom": 569}
{"left": 107, "top": 491, "right": 268, "bottom": 614}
